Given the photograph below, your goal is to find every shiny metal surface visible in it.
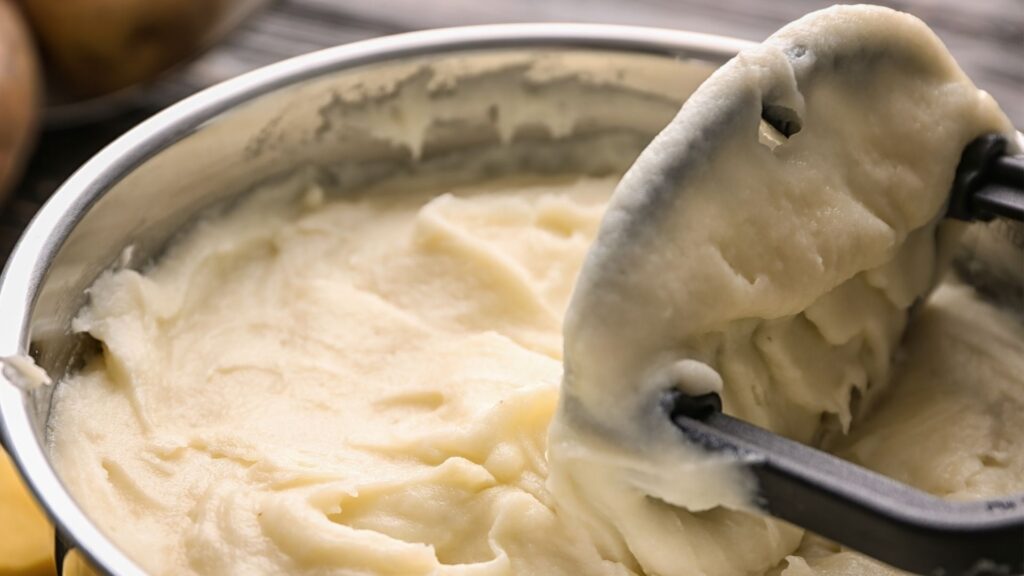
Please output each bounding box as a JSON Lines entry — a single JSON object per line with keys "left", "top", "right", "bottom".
{"left": 0, "top": 24, "right": 750, "bottom": 575}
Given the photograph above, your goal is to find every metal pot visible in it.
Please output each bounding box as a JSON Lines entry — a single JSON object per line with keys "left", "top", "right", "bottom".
{"left": 0, "top": 25, "right": 752, "bottom": 575}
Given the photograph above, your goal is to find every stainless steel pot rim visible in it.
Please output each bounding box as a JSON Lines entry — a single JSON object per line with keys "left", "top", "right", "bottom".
{"left": 0, "top": 24, "right": 751, "bottom": 575}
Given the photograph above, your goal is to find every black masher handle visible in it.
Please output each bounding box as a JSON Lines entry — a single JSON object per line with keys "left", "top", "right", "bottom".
{"left": 667, "top": 392, "right": 1024, "bottom": 576}
{"left": 948, "top": 134, "right": 1024, "bottom": 222}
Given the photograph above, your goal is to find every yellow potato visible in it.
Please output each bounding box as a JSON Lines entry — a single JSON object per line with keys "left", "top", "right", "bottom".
{"left": 0, "top": 449, "right": 53, "bottom": 576}
{"left": 62, "top": 550, "right": 97, "bottom": 576}
{"left": 20, "top": 0, "right": 231, "bottom": 98}
{"left": 0, "top": 1, "right": 39, "bottom": 204}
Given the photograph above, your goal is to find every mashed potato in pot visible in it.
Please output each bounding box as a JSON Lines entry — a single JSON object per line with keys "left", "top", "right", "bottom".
{"left": 48, "top": 5, "right": 1022, "bottom": 576}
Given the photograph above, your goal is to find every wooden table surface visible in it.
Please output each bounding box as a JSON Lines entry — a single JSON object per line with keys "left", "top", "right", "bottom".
{"left": 3, "top": 0, "right": 1021, "bottom": 257}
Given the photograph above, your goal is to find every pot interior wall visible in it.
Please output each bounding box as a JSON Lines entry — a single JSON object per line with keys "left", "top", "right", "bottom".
{"left": 26, "top": 47, "right": 720, "bottom": 444}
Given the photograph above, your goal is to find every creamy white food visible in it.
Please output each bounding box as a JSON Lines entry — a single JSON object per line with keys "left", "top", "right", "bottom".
{"left": 548, "top": 5, "right": 1017, "bottom": 576}
{"left": 48, "top": 170, "right": 1024, "bottom": 576}
{"left": 47, "top": 5, "right": 1023, "bottom": 576}
{"left": 50, "top": 175, "right": 623, "bottom": 575}
{"left": 784, "top": 282, "right": 1024, "bottom": 576}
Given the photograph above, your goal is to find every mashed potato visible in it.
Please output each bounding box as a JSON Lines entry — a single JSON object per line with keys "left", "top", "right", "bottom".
{"left": 49, "top": 175, "right": 1024, "bottom": 576}
{"left": 548, "top": 5, "right": 1017, "bottom": 576}
{"left": 50, "top": 175, "right": 630, "bottom": 575}
{"left": 48, "top": 5, "right": 1021, "bottom": 576}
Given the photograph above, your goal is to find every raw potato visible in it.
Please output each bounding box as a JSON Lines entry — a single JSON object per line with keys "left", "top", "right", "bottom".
{"left": 0, "top": 0, "right": 39, "bottom": 204}
{"left": 0, "top": 450, "right": 52, "bottom": 576}
{"left": 62, "top": 550, "right": 98, "bottom": 576}
{"left": 20, "top": 0, "right": 230, "bottom": 98}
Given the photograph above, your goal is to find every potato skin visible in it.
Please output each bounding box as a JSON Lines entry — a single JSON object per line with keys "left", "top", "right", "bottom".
{"left": 20, "top": 0, "right": 229, "bottom": 98}
{"left": 0, "top": 1, "right": 39, "bottom": 204}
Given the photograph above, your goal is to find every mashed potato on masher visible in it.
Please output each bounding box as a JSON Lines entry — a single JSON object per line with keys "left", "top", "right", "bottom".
{"left": 48, "top": 5, "right": 1022, "bottom": 576}
{"left": 548, "top": 5, "right": 1018, "bottom": 576}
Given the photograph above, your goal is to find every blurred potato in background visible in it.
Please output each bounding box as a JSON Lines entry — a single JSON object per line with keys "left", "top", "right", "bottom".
{"left": 19, "top": 0, "right": 234, "bottom": 98}
{"left": 0, "top": 0, "right": 39, "bottom": 206}
{"left": 0, "top": 451, "right": 51, "bottom": 576}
